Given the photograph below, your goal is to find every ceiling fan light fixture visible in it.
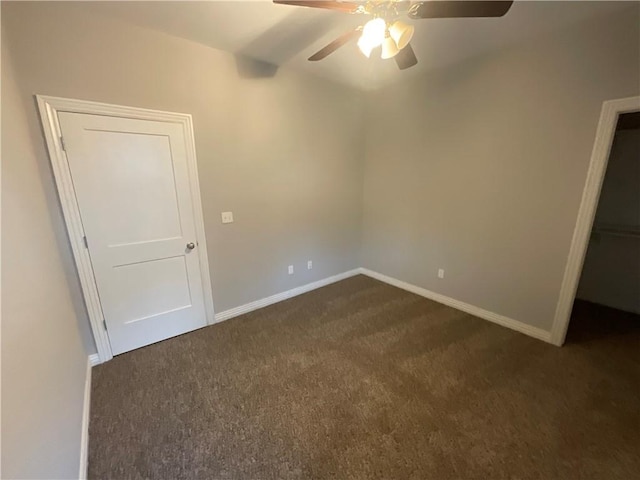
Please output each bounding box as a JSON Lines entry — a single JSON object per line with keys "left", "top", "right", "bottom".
{"left": 389, "top": 21, "right": 414, "bottom": 50}
{"left": 381, "top": 36, "right": 400, "bottom": 59}
{"left": 278, "top": 0, "right": 516, "bottom": 70}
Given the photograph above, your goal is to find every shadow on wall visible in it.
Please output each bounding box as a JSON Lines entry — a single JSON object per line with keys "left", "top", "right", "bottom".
{"left": 233, "top": 9, "right": 338, "bottom": 78}
{"left": 234, "top": 56, "right": 279, "bottom": 79}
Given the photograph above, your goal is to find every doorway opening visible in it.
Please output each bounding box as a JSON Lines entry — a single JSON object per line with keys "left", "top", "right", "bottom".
{"left": 552, "top": 97, "right": 640, "bottom": 345}
{"left": 570, "top": 112, "right": 640, "bottom": 341}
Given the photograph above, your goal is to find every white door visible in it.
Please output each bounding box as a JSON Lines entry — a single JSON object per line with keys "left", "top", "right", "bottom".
{"left": 58, "top": 112, "right": 209, "bottom": 355}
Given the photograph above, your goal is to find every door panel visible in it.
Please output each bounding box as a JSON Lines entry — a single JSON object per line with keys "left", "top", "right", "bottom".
{"left": 58, "top": 112, "right": 208, "bottom": 355}
{"left": 110, "top": 256, "right": 192, "bottom": 325}
{"left": 80, "top": 131, "right": 183, "bottom": 245}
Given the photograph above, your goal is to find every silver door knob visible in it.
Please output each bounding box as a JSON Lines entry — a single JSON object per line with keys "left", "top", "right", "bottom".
{"left": 186, "top": 242, "right": 196, "bottom": 250}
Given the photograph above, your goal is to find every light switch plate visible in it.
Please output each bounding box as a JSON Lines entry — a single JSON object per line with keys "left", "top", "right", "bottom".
{"left": 221, "top": 212, "right": 234, "bottom": 224}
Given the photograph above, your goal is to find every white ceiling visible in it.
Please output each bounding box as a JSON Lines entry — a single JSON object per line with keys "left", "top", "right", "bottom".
{"left": 79, "top": 0, "right": 633, "bottom": 90}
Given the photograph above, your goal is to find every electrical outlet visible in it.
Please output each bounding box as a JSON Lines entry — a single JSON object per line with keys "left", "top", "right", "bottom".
{"left": 438, "top": 269, "right": 445, "bottom": 279}
{"left": 221, "top": 212, "right": 234, "bottom": 224}
{"left": 288, "top": 265, "right": 294, "bottom": 275}
{"left": 307, "top": 260, "right": 313, "bottom": 270}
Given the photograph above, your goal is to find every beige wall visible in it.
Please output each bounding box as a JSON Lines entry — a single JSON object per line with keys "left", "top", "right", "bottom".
{"left": 1, "top": 29, "right": 89, "bottom": 479}
{"left": 2, "top": 1, "right": 365, "bottom": 357}
{"left": 361, "top": 4, "right": 640, "bottom": 332}
{"left": 577, "top": 128, "right": 640, "bottom": 313}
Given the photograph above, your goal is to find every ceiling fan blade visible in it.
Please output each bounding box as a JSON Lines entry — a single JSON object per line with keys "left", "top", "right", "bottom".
{"left": 395, "top": 43, "right": 418, "bottom": 70}
{"left": 273, "top": 1, "right": 361, "bottom": 13}
{"left": 408, "top": 1, "right": 514, "bottom": 19}
{"left": 308, "top": 29, "right": 360, "bottom": 61}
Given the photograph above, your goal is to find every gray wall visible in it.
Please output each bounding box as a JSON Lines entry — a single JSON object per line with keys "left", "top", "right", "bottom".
{"left": 2, "top": 1, "right": 365, "bottom": 357}
{"left": 1, "top": 29, "right": 89, "bottom": 479}
{"left": 361, "top": 5, "right": 640, "bottom": 331}
{"left": 577, "top": 128, "right": 640, "bottom": 313}
{"left": 2, "top": 2, "right": 638, "bottom": 477}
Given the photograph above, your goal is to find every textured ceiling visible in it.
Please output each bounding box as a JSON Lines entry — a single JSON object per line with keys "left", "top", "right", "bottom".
{"left": 77, "top": 1, "right": 633, "bottom": 90}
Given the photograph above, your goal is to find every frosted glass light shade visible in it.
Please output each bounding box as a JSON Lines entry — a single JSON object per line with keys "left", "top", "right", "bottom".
{"left": 362, "top": 18, "right": 386, "bottom": 47}
{"left": 381, "top": 36, "right": 400, "bottom": 59}
{"left": 358, "top": 17, "right": 386, "bottom": 57}
{"left": 389, "top": 21, "right": 414, "bottom": 50}
{"left": 357, "top": 36, "right": 374, "bottom": 58}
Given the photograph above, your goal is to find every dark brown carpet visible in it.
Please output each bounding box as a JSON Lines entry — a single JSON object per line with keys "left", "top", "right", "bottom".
{"left": 89, "top": 275, "right": 640, "bottom": 479}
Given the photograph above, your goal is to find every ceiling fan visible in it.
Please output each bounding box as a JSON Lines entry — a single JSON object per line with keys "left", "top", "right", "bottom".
{"left": 273, "top": 1, "right": 514, "bottom": 69}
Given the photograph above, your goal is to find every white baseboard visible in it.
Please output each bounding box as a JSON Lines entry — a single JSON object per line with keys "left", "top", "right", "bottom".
{"left": 79, "top": 356, "right": 94, "bottom": 479}
{"left": 214, "top": 269, "right": 361, "bottom": 323}
{"left": 212, "top": 267, "right": 551, "bottom": 343}
{"left": 359, "top": 268, "right": 552, "bottom": 343}
{"left": 88, "top": 354, "right": 100, "bottom": 367}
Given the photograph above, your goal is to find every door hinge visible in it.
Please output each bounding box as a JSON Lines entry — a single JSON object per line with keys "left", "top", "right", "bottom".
{"left": 83, "top": 236, "right": 88, "bottom": 248}
{"left": 102, "top": 319, "right": 107, "bottom": 331}
{"left": 59, "top": 136, "right": 66, "bottom": 152}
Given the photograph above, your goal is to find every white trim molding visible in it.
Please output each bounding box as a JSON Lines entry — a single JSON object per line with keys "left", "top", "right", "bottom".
{"left": 79, "top": 356, "right": 94, "bottom": 480}
{"left": 89, "top": 354, "right": 101, "bottom": 367}
{"left": 550, "top": 96, "right": 640, "bottom": 346}
{"left": 36, "top": 95, "right": 216, "bottom": 363}
{"left": 360, "top": 268, "right": 552, "bottom": 343}
{"left": 214, "top": 269, "right": 361, "bottom": 323}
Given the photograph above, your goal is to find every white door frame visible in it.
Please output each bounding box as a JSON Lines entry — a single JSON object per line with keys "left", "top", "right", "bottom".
{"left": 37, "top": 95, "right": 215, "bottom": 363}
{"left": 550, "top": 95, "right": 640, "bottom": 346}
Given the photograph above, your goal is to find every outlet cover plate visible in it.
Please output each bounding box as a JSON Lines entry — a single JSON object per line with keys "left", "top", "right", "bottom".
{"left": 221, "top": 212, "right": 234, "bottom": 224}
